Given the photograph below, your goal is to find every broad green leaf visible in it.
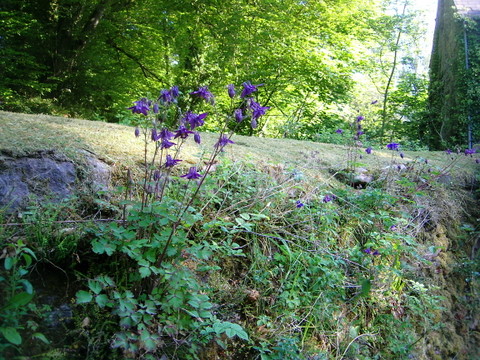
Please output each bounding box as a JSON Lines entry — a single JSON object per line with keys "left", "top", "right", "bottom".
{"left": 139, "top": 266, "right": 151, "bottom": 278}
{"left": 0, "top": 327, "right": 22, "bottom": 345}
{"left": 8, "top": 292, "right": 34, "bottom": 308}
{"left": 88, "top": 280, "right": 102, "bottom": 295}
{"left": 33, "top": 332, "right": 50, "bottom": 344}
{"left": 4, "top": 257, "right": 14, "bottom": 270}
{"left": 76, "top": 290, "right": 93, "bottom": 304}
{"left": 95, "top": 294, "right": 110, "bottom": 308}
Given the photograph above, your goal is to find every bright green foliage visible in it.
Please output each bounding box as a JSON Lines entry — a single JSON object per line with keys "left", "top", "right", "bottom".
{"left": 0, "top": 237, "right": 49, "bottom": 355}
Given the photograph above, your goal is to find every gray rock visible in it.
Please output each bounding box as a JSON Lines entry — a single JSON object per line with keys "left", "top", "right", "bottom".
{"left": 0, "top": 150, "right": 110, "bottom": 213}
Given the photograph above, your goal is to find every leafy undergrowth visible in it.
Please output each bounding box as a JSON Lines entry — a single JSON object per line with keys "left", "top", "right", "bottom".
{"left": 1, "top": 110, "right": 479, "bottom": 360}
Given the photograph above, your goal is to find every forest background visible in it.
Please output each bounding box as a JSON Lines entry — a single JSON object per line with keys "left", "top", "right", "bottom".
{"left": 1, "top": 0, "right": 467, "bottom": 150}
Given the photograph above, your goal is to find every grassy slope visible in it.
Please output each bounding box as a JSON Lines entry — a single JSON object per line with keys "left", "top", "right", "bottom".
{"left": 0, "top": 110, "right": 477, "bottom": 182}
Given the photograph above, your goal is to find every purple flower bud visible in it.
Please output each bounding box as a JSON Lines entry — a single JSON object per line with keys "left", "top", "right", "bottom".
{"left": 134, "top": 127, "right": 140, "bottom": 138}
{"left": 356, "top": 116, "right": 364, "bottom": 122}
{"left": 194, "top": 131, "right": 201, "bottom": 144}
{"left": 371, "top": 100, "right": 378, "bottom": 105}
{"left": 476, "top": 159, "right": 480, "bottom": 164}
{"left": 227, "top": 84, "right": 236, "bottom": 98}
{"left": 170, "top": 86, "right": 179, "bottom": 98}
{"left": 153, "top": 170, "right": 161, "bottom": 181}
{"left": 251, "top": 118, "right": 257, "bottom": 129}
{"left": 357, "top": 131, "right": 364, "bottom": 136}
{"left": 296, "top": 200, "right": 304, "bottom": 208}
{"left": 400, "top": 152, "right": 404, "bottom": 159}
{"left": 424, "top": 159, "right": 428, "bottom": 164}
{"left": 364, "top": 248, "right": 372, "bottom": 254}
{"left": 234, "top": 108, "right": 244, "bottom": 123}
{"left": 335, "top": 129, "right": 343, "bottom": 134}
{"left": 365, "top": 146, "right": 372, "bottom": 154}
{"left": 151, "top": 128, "right": 159, "bottom": 141}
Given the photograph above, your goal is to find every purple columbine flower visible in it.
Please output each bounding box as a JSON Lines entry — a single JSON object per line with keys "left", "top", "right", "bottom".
{"left": 241, "top": 81, "right": 263, "bottom": 98}
{"left": 165, "top": 154, "right": 182, "bottom": 168}
{"left": 386, "top": 143, "right": 400, "bottom": 150}
{"left": 335, "top": 129, "right": 343, "bottom": 134}
{"left": 465, "top": 148, "right": 476, "bottom": 155}
{"left": 158, "top": 128, "right": 174, "bottom": 141}
{"left": 160, "top": 139, "right": 176, "bottom": 149}
{"left": 234, "top": 108, "right": 244, "bottom": 123}
{"left": 174, "top": 125, "right": 194, "bottom": 139}
{"left": 227, "top": 84, "right": 236, "bottom": 98}
{"left": 365, "top": 146, "right": 372, "bottom": 154}
{"left": 364, "top": 248, "right": 380, "bottom": 256}
{"left": 151, "top": 128, "right": 160, "bottom": 142}
{"left": 357, "top": 115, "right": 364, "bottom": 122}
{"left": 296, "top": 200, "right": 304, "bottom": 208}
{"left": 249, "top": 99, "right": 270, "bottom": 121}
{"left": 128, "top": 98, "right": 150, "bottom": 116}
{"left": 323, "top": 195, "right": 334, "bottom": 203}
{"left": 183, "top": 111, "right": 208, "bottom": 130}
{"left": 190, "top": 86, "right": 214, "bottom": 103}
{"left": 194, "top": 131, "right": 201, "bottom": 144}
{"left": 159, "top": 89, "right": 172, "bottom": 104}
{"left": 134, "top": 127, "right": 140, "bottom": 138}
{"left": 181, "top": 166, "right": 202, "bottom": 180}
{"left": 357, "top": 131, "right": 364, "bottom": 136}
{"left": 215, "top": 134, "right": 235, "bottom": 148}
{"left": 170, "top": 86, "right": 180, "bottom": 99}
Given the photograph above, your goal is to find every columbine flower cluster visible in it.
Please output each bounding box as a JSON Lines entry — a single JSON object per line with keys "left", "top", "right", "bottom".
{"left": 127, "top": 81, "right": 270, "bottom": 199}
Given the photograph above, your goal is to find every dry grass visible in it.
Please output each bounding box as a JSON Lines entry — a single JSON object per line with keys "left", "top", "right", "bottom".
{"left": 0, "top": 110, "right": 477, "bottom": 183}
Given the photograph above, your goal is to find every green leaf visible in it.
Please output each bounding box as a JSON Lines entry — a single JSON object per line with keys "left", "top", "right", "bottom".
{"left": 0, "top": 327, "right": 22, "bottom": 345}
{"left": 213, "top": 321, "right": 249, "bottom": 340}
{"left": 19, "top": 279, "right": 34, "bottom": 294}
{"left": 139, "top": 266, "right": 151, "bottom": 278}
{"left": 4, "top": 257, "right": 14, "bottom": 270}
{"left": 95, "top": 294, "right": 110, "bottom": 308}
{"left": 7, "top": 292, "right": 34, "bottom": 309}
{"left": 76, "top": 290, "right": 93, "bottom": 304}
{"left": 88, "top": 280, "right": 102, "bottom": 295}
{"left": 32, "top": 332, "right": 50, "bottom": 344}
{"left": 360, "top": 279, "right": 371, "bottom": 297}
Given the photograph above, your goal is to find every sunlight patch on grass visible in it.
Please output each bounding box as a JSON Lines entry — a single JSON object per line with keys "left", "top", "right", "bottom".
{"left": 1, "top": 111, "right": 477, "bottom": 182}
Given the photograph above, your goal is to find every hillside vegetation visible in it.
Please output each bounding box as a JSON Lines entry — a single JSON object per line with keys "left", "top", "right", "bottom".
{"left": 1, "top": 110, "right": 479, "bottom": 359}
